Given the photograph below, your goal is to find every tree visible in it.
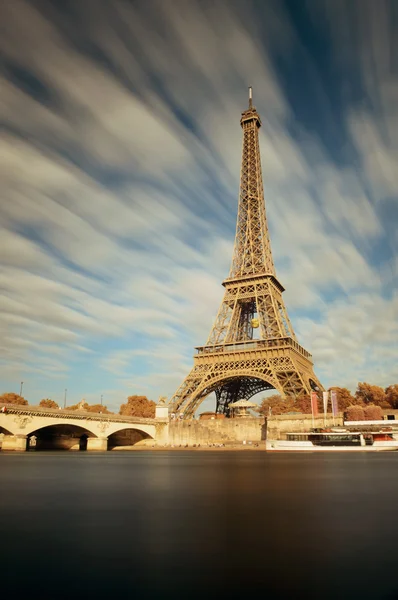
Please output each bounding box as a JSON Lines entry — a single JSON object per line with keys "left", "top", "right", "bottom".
{"left": 257, "top": 394, "right": 293, "bottom": 416}
{"left": 39, "top": 399, "right": 59, "bottom": 409}
{"left": 0, "top": 392, "right": 28, "bottom": 406}
{"left": 355, "top": 382, "right": 386, "bottom": 406}
{"left": 328, "top": 387, "right": 356, "bottom": 410}
{"left": 258, "top": 392, "right": 328, "bottom": 416}
{"left": 67, "top": 401, "right": 112, "bottom": 414}
{"left": 364, "top": 404, "right": 383, "bottom": 421}
{"left": 346, "top": 405, "right": 365, "bottom": 421}
{"left": 119, "top": 395, "right": 156, "bottom": 418}
{"left": 292, "top": 394, "right": 313, "bottom": 414}
{"left": 83, "top": 403, "right": 112, "bottom": 414}
{"left": 385, "top": 385, "right": 398, "bottom": 409}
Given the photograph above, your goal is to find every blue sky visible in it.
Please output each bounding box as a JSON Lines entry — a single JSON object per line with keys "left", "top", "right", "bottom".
{"left": 1, "top": 0, "right": 397, "bottom": 412}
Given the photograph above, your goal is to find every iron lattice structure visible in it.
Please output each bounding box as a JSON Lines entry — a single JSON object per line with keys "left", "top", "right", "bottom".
{"left": 170, "top": 89, "right": 323, "bottom": 418}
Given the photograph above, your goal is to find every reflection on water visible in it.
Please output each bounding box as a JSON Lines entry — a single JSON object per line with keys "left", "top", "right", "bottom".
{"left": 1, "top": 452, "right": 398, "bottom": 599}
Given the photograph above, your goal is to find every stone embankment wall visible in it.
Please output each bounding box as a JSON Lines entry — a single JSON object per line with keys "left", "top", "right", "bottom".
{"left": 168, "top": 414, "right": 344, "bottom": 446}
{"left": 169, "top": 417, "right": 265, "bottom": 446}
{"left": 266, "top": 414, "right": 344, "bottom": 440}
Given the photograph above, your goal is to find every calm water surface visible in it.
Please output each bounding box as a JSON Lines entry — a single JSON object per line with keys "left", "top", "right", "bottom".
{"left": 1, "top": 451, "right": 398, "bottom": 599}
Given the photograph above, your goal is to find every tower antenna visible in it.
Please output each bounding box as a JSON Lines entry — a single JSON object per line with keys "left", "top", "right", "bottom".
{"left": 248, "top": 86, "right": 253, "bottom": 109}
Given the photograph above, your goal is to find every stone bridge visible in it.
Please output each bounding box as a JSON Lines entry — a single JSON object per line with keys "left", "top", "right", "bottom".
{"left": 0, "top": 405, "right": 169, "bottom": 451}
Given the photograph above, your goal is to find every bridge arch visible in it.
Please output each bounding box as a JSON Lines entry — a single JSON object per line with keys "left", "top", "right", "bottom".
{"left": 0, "top": 425, "right": 14, "bottom": 436}
{"left": 105, "top": 422, "right": 156, "bottom": 438}
{"left": 23, "top": 419, "right": 99, "bottom": 438}
{"left": 181, "top": 370, "right": 284, "bottom": 417}
{"left": 27, "top": 423, "right": 97, "bottom": 451}
{"left": 108, "top": 426, "right": 153, "bottom": 450}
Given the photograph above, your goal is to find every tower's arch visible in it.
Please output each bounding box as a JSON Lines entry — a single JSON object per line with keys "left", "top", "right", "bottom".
{"left": 180, "top": 371, "right": 284, "bottom": 417}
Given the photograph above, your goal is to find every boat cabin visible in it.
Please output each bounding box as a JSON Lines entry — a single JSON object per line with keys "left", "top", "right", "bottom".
{"left": 286, "top": 431, "right": 395, "bottom": 447}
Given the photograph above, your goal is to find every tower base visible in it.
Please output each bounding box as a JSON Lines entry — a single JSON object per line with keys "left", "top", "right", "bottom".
{"left": 170, "top": 337, "right": 323, "bottom": 418}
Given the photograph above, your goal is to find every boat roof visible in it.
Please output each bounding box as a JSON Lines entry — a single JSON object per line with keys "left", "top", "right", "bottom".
{"left": 286, "top": 431, "right": 394, "bottom": 436}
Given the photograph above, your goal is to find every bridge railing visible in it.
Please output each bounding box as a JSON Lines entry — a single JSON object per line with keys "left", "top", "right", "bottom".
{"left": 0, "top": 404, "right": 166, "bottom": 424}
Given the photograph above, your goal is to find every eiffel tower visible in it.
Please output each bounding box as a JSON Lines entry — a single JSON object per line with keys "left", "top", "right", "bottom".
{"left": 170, "top": 88, "right": 323, "bottom": 418}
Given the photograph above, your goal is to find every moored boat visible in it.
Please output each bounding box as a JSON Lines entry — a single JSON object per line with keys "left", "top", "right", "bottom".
{"left": 266, "top": 429, "right": 398, "bottom": 452}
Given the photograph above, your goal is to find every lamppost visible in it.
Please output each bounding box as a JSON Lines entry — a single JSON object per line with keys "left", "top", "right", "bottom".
{"left": 20, "top": 381, "right": 24, "bottom": 397}
{"left": 101, "top": 394, "right": 103, "bottom": 406}
{"left": 64, "top": 388, "right": 67, "bottom": 409}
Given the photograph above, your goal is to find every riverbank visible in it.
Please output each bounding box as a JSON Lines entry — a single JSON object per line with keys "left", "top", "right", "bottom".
{"left": 111, "top": 443, "right": 266, "bottom": 451}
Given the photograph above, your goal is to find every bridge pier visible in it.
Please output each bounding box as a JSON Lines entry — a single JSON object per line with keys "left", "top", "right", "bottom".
{"left": 1, "top": 434, "right": 28, "bottom": 451}
{"left": 155, "top": 422, "right": 169, "bottom": 445}
{"left": 87, "top": 437, "right": 108, "bottom": 451}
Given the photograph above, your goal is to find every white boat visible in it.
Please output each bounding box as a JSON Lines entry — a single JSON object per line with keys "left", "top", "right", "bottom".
{"left": 266, "top": 430, "right": 398, "bottom": 452}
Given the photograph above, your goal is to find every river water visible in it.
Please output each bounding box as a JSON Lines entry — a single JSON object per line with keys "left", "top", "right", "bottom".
{"left": 1, "top": 451, "right": 398, "bottom": 599}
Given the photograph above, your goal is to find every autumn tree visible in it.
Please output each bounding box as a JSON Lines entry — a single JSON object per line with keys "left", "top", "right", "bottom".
{"left": 346, "top": 405, "right": 365, "bottom": 421}
{"left": 119, "top": 395, "right": 156, "bottom": 418}
{"left": 83, "top": 403, "right": 112, "bottom": 414}
{"left": 257, "top": 394, "right": 294, "bottom": 416}
{"left": 253, "top": 384, "right": 397, "bottom": 419}
{"left": 328, "top": 387, "right": 356, "bottom": 410}
{"left": 292, "top": 394, "right": 313, "bottom": 414}
{"left": 355, "top": 382, "right": 386, "bottom": 406}
{"left": 364, "top": 404, "right": 383, "bottom": 421}
{"left": 39, "top": 399, "right": 59, "bottom": 409}
{"left": 258, "top": 393, "right": 323, "bottom": 415}
{"left": 260, "top": 394, "right": 319, "bottom": 415}
{"left": 385, "top": 385, "right": 398, "bottom": 409}
{"left": 67, "top": 401, "right": 112, "bottom": 414}
{"left": 0, "top": 392, "right": 28, "bottom": 406}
